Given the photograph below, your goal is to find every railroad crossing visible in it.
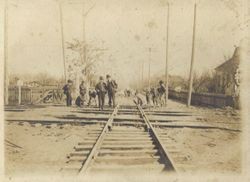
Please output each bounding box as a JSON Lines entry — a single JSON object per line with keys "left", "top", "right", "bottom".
{"left": 4, "top": 94, "right": 242, "bottom": 176}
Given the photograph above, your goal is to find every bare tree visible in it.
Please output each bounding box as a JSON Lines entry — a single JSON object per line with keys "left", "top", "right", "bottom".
{"left": 192, "top": 70, "right": 216, "bottom": 93}
{"left": 9, "top": 73, "right": 64, "bottom": 87}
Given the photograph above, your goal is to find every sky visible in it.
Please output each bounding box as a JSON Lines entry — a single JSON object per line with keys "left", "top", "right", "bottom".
{"left": 4, "top": 0, "right": 247, "bottom": 88}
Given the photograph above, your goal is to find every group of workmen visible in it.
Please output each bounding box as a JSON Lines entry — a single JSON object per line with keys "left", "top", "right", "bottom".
{"left": 63, "top": 76, "right": 166, "bottom": 109}
{"left": 63, "top": 74, "right": 118, "bottom": 110}
{"left": 135, "top": 80, "right": 167, "bottom": 107}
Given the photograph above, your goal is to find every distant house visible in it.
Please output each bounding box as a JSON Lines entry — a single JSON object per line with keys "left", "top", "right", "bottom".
{"left": 214, "top": 47, "right": 240, "bottom": 96}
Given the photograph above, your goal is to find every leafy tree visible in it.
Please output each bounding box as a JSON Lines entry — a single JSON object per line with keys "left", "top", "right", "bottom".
{"left": 66, "top": 39, "right": 106, "bottom": 85}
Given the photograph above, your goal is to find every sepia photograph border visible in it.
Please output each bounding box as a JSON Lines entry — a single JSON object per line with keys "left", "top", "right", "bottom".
{"left": 0, "top": 0, "right": 250, "bottom": 181}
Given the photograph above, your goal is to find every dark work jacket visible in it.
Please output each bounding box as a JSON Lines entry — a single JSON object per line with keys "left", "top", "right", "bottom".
{"left": 95, "top": 82, "right": 107, "bottom": 95}
{"left": 63, "top": 84, "right": 73, "bottom": 95}
{"left": 89, "top": 90, "right": 97, "bottom": 98}
{"left": 150, "top": 88, "right": 157, "bottom": 98}
{"left": 106, "top": 80, "right": 118, "bottom": 93}
{"left": 157, "top": 84, "right": 166, "bottom": 95}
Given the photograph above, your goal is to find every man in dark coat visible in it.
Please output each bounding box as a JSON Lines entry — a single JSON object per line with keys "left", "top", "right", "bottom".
{"left": 95, "top": 76, "right": 107, "bottom": 110}
{"left": 157, "top": 80, "right": 166, "bottom": 106}
{"left": 63, "top": 79, "right": 73, "bottom": 106}
{"left": 106, "top": 74, "right": 118, "bottom": 107}
{"left": 145, "top": 88, "right": 151, "bottom": 105}
{"left": 150, "top": 87, "right": 158, "bottom": 106}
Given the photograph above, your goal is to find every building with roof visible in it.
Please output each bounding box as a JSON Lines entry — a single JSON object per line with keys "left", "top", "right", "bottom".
{"left": 214, "top": 47, "right": 240, "bottom": 96}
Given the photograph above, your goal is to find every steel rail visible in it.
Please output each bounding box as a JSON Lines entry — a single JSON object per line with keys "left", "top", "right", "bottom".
{"left": 73, "top": 110, "right": 193, "bottom": 116}
{"left": 78, "top": 105, "right": 119, "bottom": 175}
{"left": 136, "top": 104, "right": 177, "bottom": 172}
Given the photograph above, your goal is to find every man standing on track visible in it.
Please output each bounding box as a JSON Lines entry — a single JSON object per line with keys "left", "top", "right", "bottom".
{"left": 157, "top": 80, "right": 166, "bottom": 106}
{"left": 63, "top": 79, "right": 73, "bottom": 106}
{"left": 146, "top": 88, "right": 151, "bottom": 105}
{"left": 150, "top": 87, "right": 158, "bottom": 106}
{"left": 95, "top": 76, "right": 107, "bottom": 110}
{"left": 106, "top": 74, "right": 118, "bottom": 108}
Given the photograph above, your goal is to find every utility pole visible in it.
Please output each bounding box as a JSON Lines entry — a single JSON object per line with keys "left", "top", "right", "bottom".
{"left": 148, "top": 47, "right": 151, "bottom": 88}
{"left": 138, "top": 63, "right": 141, "bottom": 90}
{"left": 165, "top": 2, "right": 170, "bottom": 106}
{"left": 82, "top": 2, "right": 87, "bottom": 66}
{"left": 141, "top": 61, "right": 144, "bottom": 89}
{"left": 59, "top": 1, "right": 67, "bottom": 82}
{"left": 4, "top": 0, "right": 9, "bottom": 105}
{"left": 187, "top": 3, "right": 197, "bottom": 107}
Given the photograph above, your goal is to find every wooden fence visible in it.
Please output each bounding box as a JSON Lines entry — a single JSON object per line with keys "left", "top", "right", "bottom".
{"left": 8, "top": 87, "right": 32, "bottom": 105}
{"left": 8, "top": 86, "right": 65, "bottom": 105}
{"left": 8, "top": 86, "right": 239, "bottom": 108}
{"left": 169, "top": 89, "right": 239, "bottom": 108}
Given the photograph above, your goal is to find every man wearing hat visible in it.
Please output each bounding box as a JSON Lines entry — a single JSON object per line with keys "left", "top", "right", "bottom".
{"left": 157, "top": 80, "right": 166, "bottom": 106}
{"left": 63, "top": 79, "right": 73, "bottom": 106}
{"left": 106, "top": 74, "right": 118, "bottom": 107}
{"left": 95, "top": 76, "right": 107, "bottom": 110}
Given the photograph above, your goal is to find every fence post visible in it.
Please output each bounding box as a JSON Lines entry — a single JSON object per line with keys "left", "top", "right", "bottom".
{"left": 18, "top": 86, "right": 21, "bottom": 105}
{"left": 17, "top": 79, "right": 23, "bottom": 105}
{"left": 30, "top": 88, "right": 32, "bottom": 104}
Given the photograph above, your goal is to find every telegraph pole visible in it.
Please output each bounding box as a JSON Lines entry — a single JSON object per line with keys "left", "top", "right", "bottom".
{"left": 82, "top": 2, "right": 87, "bottom": 65}
{"left": 165, "top": 2, "right": 170, "bottom": 106}
{"left": 138, "top": 63, "right": 141, "bottom": 90}
{"left": 141, "top": 61, "right": 144, "bottom": 89}
{"left": 187, "top": 3, "right": 197, "bottom": 107}
{"left": 148, "top": 47, "right": 152, "bottom": 88}
{"left": 59, "top": 1, "right": 67, "bottom": 82}
{"left": 4, "top": 0, "right": 9, "bottom": 105}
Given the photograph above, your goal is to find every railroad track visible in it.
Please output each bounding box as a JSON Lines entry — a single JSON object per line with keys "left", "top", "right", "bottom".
{"left": 62, "top": 104, "right": 178, "bottom": 175}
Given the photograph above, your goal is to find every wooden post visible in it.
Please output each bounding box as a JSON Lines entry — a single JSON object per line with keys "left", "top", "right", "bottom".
{"left": 165, "top": 2, "right": 170, "bottom": 106}
{"left": 17, "top": 80, "right": 23, "bottom": 105}
{"left": 187, "top": 3, "right": 197, "bottom": 107}
{"left": 138, "top": 63, "right": 141, "bottom": 89}
{"left": 141, "top": 61, "right": 144, "bottom": 89}
{"left": 30, "top": 89, "right": 32, "bottom": 104}
{"left": 82, "top": 2, "right": 87, "bottom": 65}
{"left": 59, "top": 1, "right": 67, "bottom": 82}
{"left": 148, "top": 47, "right": 151, "bottom": 88}
{"left": 4, "top": 0, "right": 9, "bottom": 105}
{"left": 18, "top": 86, "right": 21, "bottom": 105}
